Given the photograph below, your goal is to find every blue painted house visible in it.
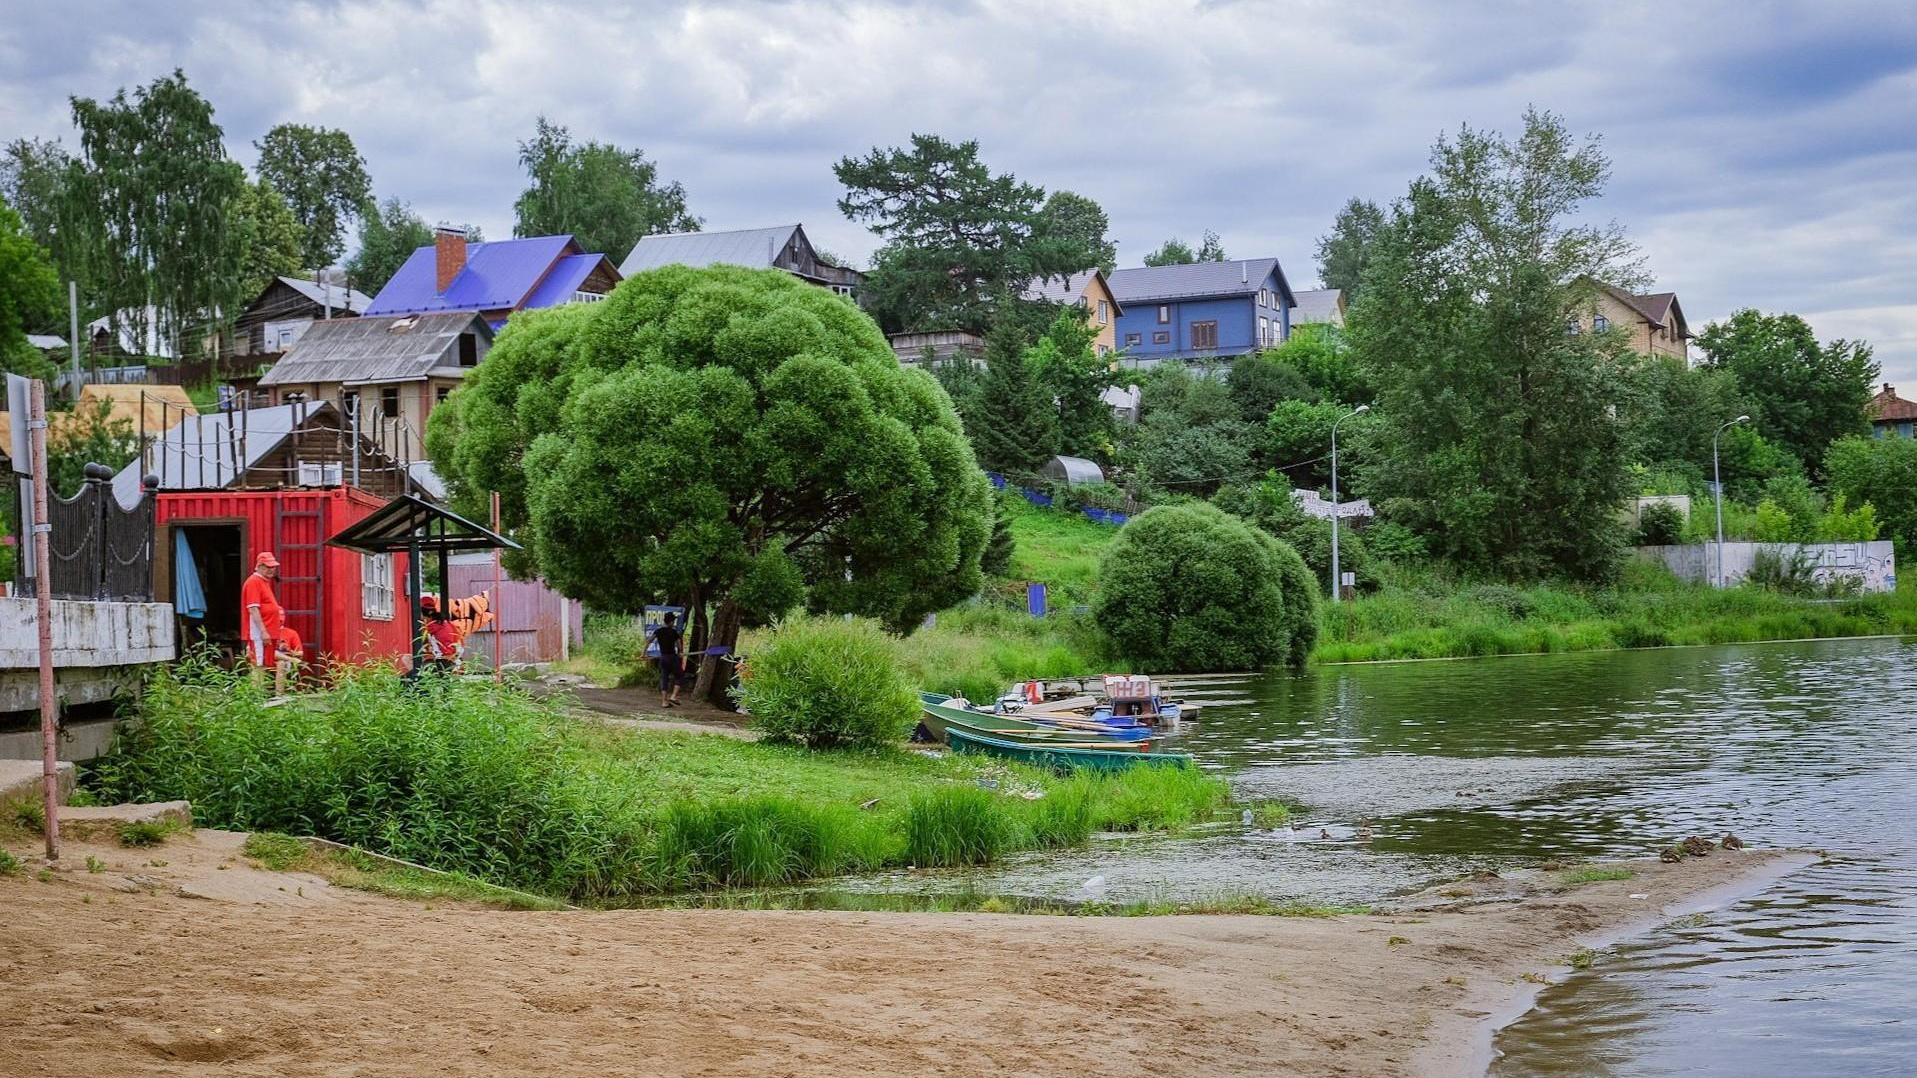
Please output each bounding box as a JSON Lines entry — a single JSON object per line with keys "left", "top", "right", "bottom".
{"left": 363, "top": 228, "right": 621, "bottom": 330}
{"left": 1107, "top": 258, "right": 1297, "bottom": 366}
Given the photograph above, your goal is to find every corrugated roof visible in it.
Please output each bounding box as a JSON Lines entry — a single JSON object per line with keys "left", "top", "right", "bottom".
{"left": 277, "top": 276, "right": 373, "bottom": 314}
{"left": 619, "top": 225, "right": 798, "bottom": 276}
{"left": 1869, "top": 385, "right": 1917, "bottom": 423}
{"left": 364, "top": 235, "right": 581, "bottom": 316}
{"left": 1019, "top": 269, "right": 1122, "bottom": 314}
{"left": 1290, "top": 288, "right": 1346, "bottom": 324}
{"left": 26, "top": 334, "right": 66, "bottom": 350}
{"left": 258, "top": 313, "right": 492, "bottom": 388}
{"left": 112, "top": 401, "right": 335, "bottom": 507}
{"left": 522, "top": 253, "right": 614, "bottom": 310}
{"left": 1109, "top": 258, "right": 1297, "bottom": 307}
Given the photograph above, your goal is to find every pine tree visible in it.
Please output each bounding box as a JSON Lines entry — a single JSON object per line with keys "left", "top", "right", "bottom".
{"left": 969, "top": 324, "right": 1058, "bottom": 475}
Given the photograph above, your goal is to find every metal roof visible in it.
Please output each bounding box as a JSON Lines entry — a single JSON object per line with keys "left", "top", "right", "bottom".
{"left": 328, "top": 493, "right": 521, "bottom": 555}
{"left": 111, "top": 401, "right": 335, "bottom": 507}
{"left": 276, "top": 276, "right": 373, "bottom": 314}
{"left": 522, "top": 253, "right": 612, "bottom": 309}
{"left": 364, "top": 235, "right": 582, "bottom": 316}
{"left": 1020, "top": 269, "right": 1123, "bottom": 314}
{"left": 618, "top": 225, "right": 799, "bottom": 276}
{"left": 1290, "top": 288, "right": 1346, "bottom": 325}
{"left": 258, "top": 312, "right": 492, "bottom": 388}
{"left": 1109, "top": 258, "right": 1297, "bottom": 307}
{"left": 26, "top": 333, "right": 66, "bottom": 350}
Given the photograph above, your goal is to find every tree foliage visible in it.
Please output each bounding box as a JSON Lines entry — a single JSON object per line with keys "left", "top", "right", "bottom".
{"left": 1214, "top": 475, "right": 1377, "bottom": 596}
{"left": 1093, "top": 503, "right": 1318, "bottom": 672}
{"left": 345, "top": 197, "right": 435, "bottom": 294}
{"left": 254, "top": 123, "right": 372, "bottom": 270}
{"left": 969, "top": 324, "right": 1059, "bottom": 474}
{"left": 0, "top": 197, "right": 60, "bottom": 378}
{"left": 1037, "top": 190, "right": 1116, "bottom": 274}
{"left": 1354, "top": 109, "right": 1638, "bottom": 581}
{"left": 231, "top": 178, "right": 307, "bottom": 300}
{"left": 0, "top": 138, "right": 76, "bottom": 290}
{"left": 1826, "top": 436, "right": 1917, "bottom": 550}
{"left": 1024, "top": 309, "right": 1113, "bottom": 460}
{"left": 427, "top": 265, "right": 994, "bottom": 678}
{"left": 61, "top": 70, "right": 246, "bottom": 360}
{"left": 1314, "top": 197, "right": 1386, "bottom": 300}
{"left": 1121, "top": 366, "right": 1257, "bottom": 496}
{"left": 836, "top": 134, "right": 1098, "bottom": 333}
{"left": 1695, "top": 309, "right": 1876, "bottom": 477}
{"left": 738, "top": 616, "right": 920, "bottom": 749}
{"left": 1142, "top": 229, "right": 1225, "bottom": 267}
{"left": 513, "top": 117, "right": 699, "bottom": 257}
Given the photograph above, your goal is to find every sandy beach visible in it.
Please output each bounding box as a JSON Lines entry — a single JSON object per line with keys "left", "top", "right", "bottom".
{"left": 0, "top": 830, "right": 1807, "bottom": 1078}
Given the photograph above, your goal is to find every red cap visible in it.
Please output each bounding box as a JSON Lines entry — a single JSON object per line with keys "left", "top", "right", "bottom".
{"left": 420, "top": 595, "right": 439, "bottom": 610}
{"left": 255, "top": 552, "right": 280, "bottom": 568}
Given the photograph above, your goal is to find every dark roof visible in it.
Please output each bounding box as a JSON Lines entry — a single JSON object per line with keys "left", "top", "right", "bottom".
{"left": 1868, "top": 385, "right": 1917, "bottom": 423}
{"left": 1595, "top": 281, "right": 1691, "bottom": 338}
{"left": 364, "top": 235, "right": 604, "bottom": 317}
{"left": 328, "top": 493, "right": 522, "bottom": 554}
{"left": 1109, "top": 258, "right": 1297, "bottom": 307}
{"left": 619, "top": 225, "right": 799, "bottom": 275}
{"left": 258, "top": 312, "right": 493, "bottom": 388}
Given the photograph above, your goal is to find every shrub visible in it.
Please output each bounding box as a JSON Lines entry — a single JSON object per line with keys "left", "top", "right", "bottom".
{"left": 1828, "top": 435, "right": 1917, "bottom": 549}
{"left": 903, "top": 786, "right": 1014, "bottom": 866}
{"left": 649, "top": 796, "right": 870, "bottom": 888}
{"left": 1636, "top": 502, "right": 1685, "bottom": 546}
{"left": 1748, "top": 546, "right": 1818, "bottom": 596}
{"left": 1095, "top": 503, "right": 1316, "bottom": 672}
{"left": 739, "top": 616, "right": 920, "bottom": 749}
{"left": 1363, "top": 520, "right": 1428, "bottom": 561}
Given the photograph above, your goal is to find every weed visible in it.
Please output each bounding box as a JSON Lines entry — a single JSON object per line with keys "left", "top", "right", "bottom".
{"left": 1567, "top": 948, "right": 1597, "bottom": 970}
{"left": 1520, "top": 971, "right": 1550, "bottom": 984}
{"left": 1388, "top": 935, "right": 1411, "bottom": 945}
{"left": 35, "top": 868, "right": 52, "bottom": 883}
{"left": 0, "top": 848, "right": 19, "bottom": 875}
{"left": 84, "top": 856, "right": 106, "bottom": 874}
{"left": 117, "top": 820, "right": 181, "bottom": 848}
{"left": 242, "top": 832, "right": 312, "bottom": 872}
{"left": 903, "top": 786, "right": 1014, "bottom": 867}
{"left": 14, "top": 801, "right": 45, "bottom": 833}
{"left": 1560, "top": 866, "right": 1635, "bottom": 885}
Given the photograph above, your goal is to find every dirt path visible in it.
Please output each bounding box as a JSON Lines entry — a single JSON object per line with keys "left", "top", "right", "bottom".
{"left": 0, "top": 832, "right": 1805, "bottom": 1078}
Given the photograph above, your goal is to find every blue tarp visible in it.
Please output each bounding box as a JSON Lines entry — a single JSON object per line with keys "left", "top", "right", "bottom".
{"left": 173, "top": 529, "right": 207, "bottom": 619}
{"left": 1020, "top": 488, "right": 1053, "bottom": 507}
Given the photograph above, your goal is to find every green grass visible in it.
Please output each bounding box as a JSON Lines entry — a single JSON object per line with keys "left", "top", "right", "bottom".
{"left": 1566, "top": 947, "right": 1598, "bottom": 970}
{"left": 0, "top": 848, "right": 20, "bottom": 875}
{"left": 91, "top": 662, "right": 1232, "bottom": 901}
{"left": 117, "top": 819, "right": 183, "bottom": 847}
{"left": 999, "top": 494, "right": 1115, "bottom": 607}
{"left": 241, "top": 832, "right": 569, "bottom": 910}
{"left": 1560, "top": 866, "right": 1636, "bottom": 885}
{"left": 610, "top": 886, "right": 1370, "bottom": 918}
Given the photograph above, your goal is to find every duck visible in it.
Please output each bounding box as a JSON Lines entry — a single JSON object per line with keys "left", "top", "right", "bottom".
{"left": 1681, "top": 835, "right": 1715, "bottom": 858}
{"left": 1720, "top": 833, "right": 1744, "bottom": 850}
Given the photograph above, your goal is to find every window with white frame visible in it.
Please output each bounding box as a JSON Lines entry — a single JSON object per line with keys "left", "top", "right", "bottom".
{"left": 1156, "top": 305, "right": 1170, "bottom": 324}
{"left": 362, "top": 553, "right": 396, "bottom": 620}
{"left": 1097, "top": 300, "right": 1109, "bottom": 324}
{"left": 1260, "top": 316, "right": 1270, "bottom": 343}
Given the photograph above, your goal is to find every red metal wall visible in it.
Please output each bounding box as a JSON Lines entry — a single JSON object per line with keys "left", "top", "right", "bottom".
{"left": 157, "top": 487, "right": 411, "bottom": 665}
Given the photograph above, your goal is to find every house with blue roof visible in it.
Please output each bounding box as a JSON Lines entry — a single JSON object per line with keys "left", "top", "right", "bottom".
{"left": 363, "top": 227, "right": 622, "bottom": 330}
{"left": 1107, "top": 258, "right": 1297, "bottom": 367}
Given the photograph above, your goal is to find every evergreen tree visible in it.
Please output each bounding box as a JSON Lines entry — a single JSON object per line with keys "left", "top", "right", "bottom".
{"left": 969, "top": 324, "right": 1058, "bottom": 474}
{"left": 1025, "top": 310, "right": 1113, "bottom": 460}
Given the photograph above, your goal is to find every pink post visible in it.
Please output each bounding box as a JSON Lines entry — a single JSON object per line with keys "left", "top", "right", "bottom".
{"left": 491, "top": 491, "right": 503, "bottom": 683}
{"left": 30, "top": 380, "right": 59, "bottom": 860}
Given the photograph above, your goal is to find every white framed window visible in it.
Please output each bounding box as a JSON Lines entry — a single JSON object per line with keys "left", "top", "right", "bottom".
{"left": 1097, "top": 300, "right": 1110, "bottom": 324}
{"left": 1156, "top": 305, "right": 1170, "bottom": 324}
{"left": 362, "top": 553, "right": 396, "bottom": 621}
{"left": 1260, "top": 316, "right": 1270, "bottom": 343}
{"left": 570, "top": 290, "right": 607, "bottom": 304}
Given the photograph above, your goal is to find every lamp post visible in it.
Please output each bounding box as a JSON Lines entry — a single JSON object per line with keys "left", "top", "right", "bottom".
{"left": 1713, "top": 414, "right": 1751, "bottom": 588}
{"left": 1330, "top": 404, "right": 1370, "bottom": 603}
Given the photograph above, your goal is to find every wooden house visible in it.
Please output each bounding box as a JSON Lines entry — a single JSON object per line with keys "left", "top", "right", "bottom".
{"left": 1109, "top": 258, "right": 1297, "bottom": 366}
{"left": 1022, "top": 270, "right": 1124, "bottom": 355}
{"left": 227, "top": 276, "right": 372, "bottom": 360}
{"left": 620, "top": 224, "right": 864, "bottom": 300}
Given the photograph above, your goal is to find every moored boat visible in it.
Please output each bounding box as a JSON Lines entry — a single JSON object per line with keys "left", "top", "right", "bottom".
{"left": 918, "top": 693, "right": 1152, "bottom": 746}
{"left": 942, "top": 724, "right": 1195, "bottom": 773}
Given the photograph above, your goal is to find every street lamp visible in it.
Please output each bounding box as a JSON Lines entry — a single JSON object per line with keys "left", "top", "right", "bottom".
{"left": 1330, "top": 404, "right": 1370, "bottom": 603}
{"left": 1713, "top": 415, "right": 1751, "bottom": 588}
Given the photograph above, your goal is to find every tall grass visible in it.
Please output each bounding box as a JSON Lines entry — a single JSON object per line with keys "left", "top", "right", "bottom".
{"left": 891, "top": 605, "right": 1109, "bottom": 701}
{"left": 92, "top": 661, "right": 1235, "bottom": 898}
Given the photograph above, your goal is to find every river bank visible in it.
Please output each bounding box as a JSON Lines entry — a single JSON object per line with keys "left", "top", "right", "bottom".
{"left": 0, "top": 828, "right": 1804, "bottom": 1078}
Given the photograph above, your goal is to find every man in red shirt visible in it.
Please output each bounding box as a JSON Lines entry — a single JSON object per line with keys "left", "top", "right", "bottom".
{"left": 240, "top": 552, "right": 283, "bottom": 671}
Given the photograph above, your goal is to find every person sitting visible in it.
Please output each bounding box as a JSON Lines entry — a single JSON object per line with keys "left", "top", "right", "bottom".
{"left": 419, "top": 595, "right": 462, "bottom": 676}
{"left": 274, "top": 624, "right": 304, "bottom": 694}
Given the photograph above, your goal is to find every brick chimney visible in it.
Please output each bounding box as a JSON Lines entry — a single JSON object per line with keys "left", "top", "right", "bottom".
{"left": 434, "top": 226, "right": 468, "bottom": 294}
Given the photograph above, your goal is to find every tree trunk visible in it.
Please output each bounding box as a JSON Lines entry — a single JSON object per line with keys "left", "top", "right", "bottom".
{"left": 691, "top": 598, "right": 744, "bottom": 709}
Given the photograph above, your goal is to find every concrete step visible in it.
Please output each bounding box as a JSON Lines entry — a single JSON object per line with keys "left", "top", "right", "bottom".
{"left": 59, "top": 800, "right": 193, "bottom": 842}
{"left": 0, "top": 758, "right": 74, "bottom": 812}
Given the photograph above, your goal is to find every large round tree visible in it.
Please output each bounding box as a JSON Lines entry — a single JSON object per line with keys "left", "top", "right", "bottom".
{"left": 1093, "top": 503, "right": 1319, "bottom": 672}
{"left": 428, "top": 265, "right": 994, "bottom": 697}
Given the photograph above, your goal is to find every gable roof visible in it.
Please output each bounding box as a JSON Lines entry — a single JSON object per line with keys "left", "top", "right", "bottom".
{"left": 112, "top": 401, "right": 335, "bottom": 506}
{"left": 619, "top": 225, "right": 799, "bottom": 276}
{"left": 1594, "top": 281, "right": 1691, "bottom": 338}
{"left": 1020, "top": 269, "right": 1124, "bottom": 314}
{"left": 523, "top": 252, "right": 616, "bottom": 310}
{"left": 364, "top": 235, "right": 588, "bottom": 317}
{"left": 258, "top": 312, "right": 493, "bottom": 388}
{"left": 1108, "top": 258, "right": 1297, "bottom": 307}
{"left": 1868, "top": 384, "right": 1917, "bottom": 424}
{"left": 1290, "top": 288, "right": 1346, "bottom": 324}
{"left": 276, "top": 276, "right": 372, "bottom": 314}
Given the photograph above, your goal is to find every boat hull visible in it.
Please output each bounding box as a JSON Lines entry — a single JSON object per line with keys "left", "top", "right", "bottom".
{"left": 919, "top": 697, "right": 1151, "bottom": 746}
{"left": 942, "top": 724, "right": 1194, "bottom": 773}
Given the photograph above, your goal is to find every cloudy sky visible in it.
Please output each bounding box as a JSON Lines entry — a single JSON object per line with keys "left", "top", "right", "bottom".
{"left": 4, "top": 0, "right": 1914, "bottom": 383}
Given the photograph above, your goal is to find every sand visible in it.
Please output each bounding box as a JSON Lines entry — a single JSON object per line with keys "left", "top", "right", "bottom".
{"left": 0, "top": 831, "right": 1807, "bottom": 1078}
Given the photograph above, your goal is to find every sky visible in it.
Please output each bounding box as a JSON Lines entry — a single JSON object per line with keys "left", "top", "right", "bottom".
{"left": 3, "top": 0, "right": 1914, "bottom": 385}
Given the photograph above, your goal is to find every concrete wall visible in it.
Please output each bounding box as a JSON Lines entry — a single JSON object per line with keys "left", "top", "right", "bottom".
{"left": 0, "top": 597, "right": 174, "bottom": 716}
{"left": 1637, "top": 541, "right": 1897, "bottom": 592}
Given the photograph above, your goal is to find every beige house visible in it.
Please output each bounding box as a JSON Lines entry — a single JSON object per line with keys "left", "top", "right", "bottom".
{"left": 1573, "top": 281, "right": 1692, "bottom": 362}
{"left": 1022, "top": 269, "right": 1125, "bottom": 355}
{"left": 257, "top": 312, "right": 494, "bottom": 463}
{"left": 1290, "top": 288, "right": 1347, "bottom": 328}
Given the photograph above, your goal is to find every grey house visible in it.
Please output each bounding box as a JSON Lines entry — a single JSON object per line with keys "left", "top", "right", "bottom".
{"left": 619, "top": 224, "right": 864, "bottom": 299}
{"left": 258, "top": 311, "right": 494, "bottom": 462}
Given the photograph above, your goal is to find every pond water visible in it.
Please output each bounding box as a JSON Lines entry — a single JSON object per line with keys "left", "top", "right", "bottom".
{"left": 859, "top": 637, "right": 1917, "bottom": 1076}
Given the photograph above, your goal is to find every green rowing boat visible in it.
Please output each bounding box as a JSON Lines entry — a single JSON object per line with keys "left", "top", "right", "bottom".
{"left": 942, "top": 724, "right": 1194, "bottom": 773}
{"left": 919, "top": 695, "right": 1151, "bottom": 748}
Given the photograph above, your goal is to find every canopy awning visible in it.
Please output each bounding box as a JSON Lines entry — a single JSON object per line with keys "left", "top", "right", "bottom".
{"left": 327, "top": 493, "right": 521, "bottom": 555}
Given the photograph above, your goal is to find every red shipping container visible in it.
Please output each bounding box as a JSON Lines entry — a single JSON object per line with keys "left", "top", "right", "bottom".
{"left": 152, "top": 487, "right": 412, "bottom": 666}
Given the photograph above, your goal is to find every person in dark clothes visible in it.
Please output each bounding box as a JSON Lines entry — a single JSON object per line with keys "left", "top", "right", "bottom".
{"left": 646, "top": 612, "right": 684, "bottom": 708}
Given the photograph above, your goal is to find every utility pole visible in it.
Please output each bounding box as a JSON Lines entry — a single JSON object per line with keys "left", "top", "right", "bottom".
{"left": 67, "top": 281, "right": 80, "bottom": 400}
{"left": 28, "top": 379, "right": 59, "bottom": 860}
{"left": 1329, "top": 404, "right": 1369, "bottom": 603}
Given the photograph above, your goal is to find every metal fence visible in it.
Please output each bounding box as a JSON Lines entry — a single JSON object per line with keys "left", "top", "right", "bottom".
{"left": 13, "top": 468, "right": 158, "bottom": 602}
